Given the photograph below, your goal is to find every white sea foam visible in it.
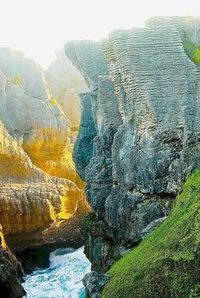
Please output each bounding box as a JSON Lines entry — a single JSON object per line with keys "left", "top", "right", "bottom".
{"left": 22, "top": 246, "right": 91, "bottom": 298}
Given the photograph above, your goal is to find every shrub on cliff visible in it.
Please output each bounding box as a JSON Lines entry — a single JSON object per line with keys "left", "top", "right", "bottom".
{"left": 182, "top": 36, "right": 200, "bottom": 65}
{"left": 192, "top": 48, "right": 200, "bottom": 64}
{"left": 9, "top": 74, "right": 24, "bottom": 86}
{"left": 102, "top": 171, "right": 200, "bottom": 298}
{"left": 50, "top": 98, "right": 58, "bottom": 106}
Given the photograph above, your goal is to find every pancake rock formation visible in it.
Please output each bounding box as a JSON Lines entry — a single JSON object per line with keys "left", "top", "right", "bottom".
{"left": 0, "top": 48, "right": 89, "bottom": 253}
{"left": 46, "top": 49, "right": 88, "bottom": 184}
{"left": 65, "top": 16, "right": 200, "bottom": 296}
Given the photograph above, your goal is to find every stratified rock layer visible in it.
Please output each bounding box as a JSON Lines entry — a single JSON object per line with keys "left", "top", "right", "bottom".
{"left": 0, "top": 48, "right": 89, "bottom": 251}
{"left": 65, "top": 16, "right": 200, "bottom": 275}
{"left": 46, "top": 50, "right": 89, "bottom": 186}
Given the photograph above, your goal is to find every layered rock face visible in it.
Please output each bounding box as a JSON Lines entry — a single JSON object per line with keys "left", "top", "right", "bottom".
{"left": 65, "top": 16, "right": 200, "bottom": 277}
{"left": 0, "top": 48, "right": 89, "bottom": 251}
{"left": 46, "top": 49, "right": 89, "bottom": 186}
{"left": 46, "top": 50, "right": 88, "bottom": 133}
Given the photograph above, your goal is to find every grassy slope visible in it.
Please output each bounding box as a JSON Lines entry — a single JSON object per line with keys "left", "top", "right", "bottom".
{"left": 102, "top": 171, "right": 200, "bottom": 298}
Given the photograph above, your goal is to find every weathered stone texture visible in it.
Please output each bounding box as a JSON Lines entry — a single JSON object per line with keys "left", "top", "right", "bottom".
{"left": 65, "top": 41, "right": 108, "bottom": 91}
{"left": 0, "top": 48, "right": 49, "bottom": 100}
{"left": 0, "top": 48, "right": 89, "bottom": 252}
{"left": 46, "top": 49, "right": 88, "bottom": 157}
{"left": 0, "top": 247, "right": 25, "bottom": 298}
{"left": 73, "top": 92, "right": 96, "bottom": 180}
{"left": 65, "top": 17, "right": 200, "bottom": 276}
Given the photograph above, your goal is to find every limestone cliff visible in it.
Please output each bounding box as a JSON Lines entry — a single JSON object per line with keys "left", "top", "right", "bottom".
{"left": 65, "top": 16, "right": 200, "bottom": 284}
{"left": 46, "top": 50, "right": 89, "bottom": 186}
{"left": 46, "top": 50, "right": 88, "bottom": 135}
{"left": 0, "top": 48, "right": 89, "bottom": 252}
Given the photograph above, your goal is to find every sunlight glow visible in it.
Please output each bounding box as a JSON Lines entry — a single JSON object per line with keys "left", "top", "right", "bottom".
{"left": 0, "top": 0, "right": 199, "bottom": 68}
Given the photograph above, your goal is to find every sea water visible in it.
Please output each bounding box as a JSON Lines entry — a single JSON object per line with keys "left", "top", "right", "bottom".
{"left": 22, "top": 247, "right": 91, "bottom": 298}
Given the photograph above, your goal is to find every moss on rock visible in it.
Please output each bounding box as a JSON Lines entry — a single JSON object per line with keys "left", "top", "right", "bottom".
{"left": 102, "top": 171, "right": 200, "bottom": 298}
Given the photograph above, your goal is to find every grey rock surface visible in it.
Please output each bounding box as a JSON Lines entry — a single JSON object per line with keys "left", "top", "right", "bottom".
{"left": 46, "top": 49, "right": 88, "bottom": 96}
{"left": 0, "top": 52, "right": 69, "bottom": 147}
{"left": 83, "top": 271, "right": 110, "bottom": 298}
{"left": 65, "top": 41, "right": 108, "bottom": 91}
{"left": 73, "top": 92, "right": 96, "bottom": 180}
{"left": 0, "top": 48, "right": 49, "bottom": 100}
{"left": 65, "top": 16, "right": 200, "bottom": 280}
{"left": 46, "top": 49, "right": 88, "bottom": 131}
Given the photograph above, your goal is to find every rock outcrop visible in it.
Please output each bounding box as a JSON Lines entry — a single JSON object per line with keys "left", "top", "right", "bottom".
{"left": 0, "top": 230, "right": 25, "bottom": 298}
{"left": 102, "top": 171, "right": 200, "bottom": 298}
{"left": 46, "top": 49, "right": 88, "bottom": 96}
{"left": 65, "top": 16, "right": 200, "bottom": 281}
{"left": 0, "top": 48, "right": 89, "bottom": 252}
{"left": 0, "top": 247, "right": 25, "bottom": 298}
{"left": 46, "top": 49, "right": 89, "bottom": 186}
{"left": 46, "top": 49, "right": 88, "bottom": 141}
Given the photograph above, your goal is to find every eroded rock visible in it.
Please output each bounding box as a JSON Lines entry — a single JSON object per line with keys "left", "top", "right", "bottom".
{"left": 0, "top": 247, "right": 25, "bottom": 298}
{"left": 83, "top": 271, "right": 110, "bottom": 298}
{"left": 65, "top": 17, "right": 200, "bottom": 279}
{"left": 0, "top": 48, "right": 89, "bottom": 252}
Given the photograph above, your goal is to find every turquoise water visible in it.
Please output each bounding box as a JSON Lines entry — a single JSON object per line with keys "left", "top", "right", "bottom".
{"left": 22, "top": 247, "right": 90, "bottom": 298}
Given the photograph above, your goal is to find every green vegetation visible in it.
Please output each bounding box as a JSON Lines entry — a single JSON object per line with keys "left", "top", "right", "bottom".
{"left": 192, "top": 48, "right": 200, "bottom": 64}
{"left": 182, "top": 36, "right": 200, "bottom": 65}
{"left": 102, "top": 171, "right": 200, "bottom": 298}
{"left": 50, "top": 98, "right": 58, "bottom": 106}
{"left": 9, "top": 74, "right": 24, "bottom": 86}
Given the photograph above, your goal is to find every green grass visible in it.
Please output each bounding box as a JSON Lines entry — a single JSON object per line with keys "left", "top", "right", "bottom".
{"left": 182, "top": 38, "right": 200, "bottom": 65}
{"left": 102, "top": 171, "right": 200, "bottom": 298}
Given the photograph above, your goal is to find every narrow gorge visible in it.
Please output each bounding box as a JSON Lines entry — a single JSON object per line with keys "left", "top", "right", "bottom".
{"left": 0, "top": 48, "right": 90, "bottom": 296}
{"left": 1, "top": 13, "right": 200, "bottom": 298}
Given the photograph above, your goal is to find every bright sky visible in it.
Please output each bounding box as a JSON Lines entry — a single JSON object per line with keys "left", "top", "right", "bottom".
{"left": 0, "top": 0, "right": 199, "bottom": 69}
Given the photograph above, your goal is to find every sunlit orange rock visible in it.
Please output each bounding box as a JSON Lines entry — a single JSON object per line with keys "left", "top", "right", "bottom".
{"left": 0, "top": 48, "right": 90, "bottom": 251}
